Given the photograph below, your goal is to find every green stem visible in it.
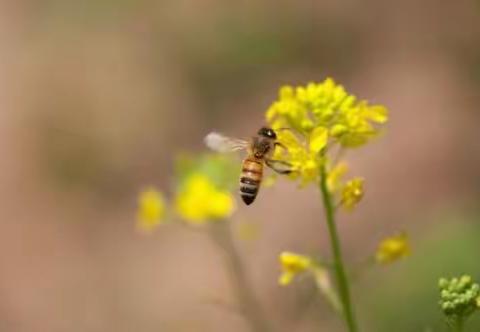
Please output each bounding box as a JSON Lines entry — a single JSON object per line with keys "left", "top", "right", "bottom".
{"left": 451, "top": 317, "right": 464, "bottom": 332}
{"left": 313, "top": 268, "right": 342, "bottom": 314}
{"left": 319, "top": 162, "right": 358, "bottom": 332}
{"left": 210, "top": 222, "right": 272, "bottom": 332}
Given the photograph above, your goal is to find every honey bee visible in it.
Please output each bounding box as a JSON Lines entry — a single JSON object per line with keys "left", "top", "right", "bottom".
{"left": 205, "top": 127, "right": 292, "bottom": 205}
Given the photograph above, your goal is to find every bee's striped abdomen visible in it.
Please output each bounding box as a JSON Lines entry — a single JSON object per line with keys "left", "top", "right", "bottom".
{"left": 240, "top": 158, "right": 263, "bottom": 205}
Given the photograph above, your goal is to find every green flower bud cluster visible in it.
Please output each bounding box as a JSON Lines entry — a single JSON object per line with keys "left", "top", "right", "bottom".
{"left": 438, "top": 275, "right": 480, "bottom": 319}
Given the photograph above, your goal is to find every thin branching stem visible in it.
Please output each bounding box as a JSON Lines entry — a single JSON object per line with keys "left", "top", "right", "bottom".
{"left": 319, "top": 161, "right": 358, "bottom": 332}
{"left": 209, "top": 221, "right": 271, "bottom": 332}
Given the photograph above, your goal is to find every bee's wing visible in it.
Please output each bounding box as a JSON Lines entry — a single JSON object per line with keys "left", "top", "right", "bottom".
{"left": 204, "top": 132, "right": 249, "bottom": 153}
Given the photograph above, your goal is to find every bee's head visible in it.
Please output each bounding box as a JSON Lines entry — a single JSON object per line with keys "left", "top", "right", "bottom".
{"left": 258, "top": 127, "right": 277, "bottom": 139}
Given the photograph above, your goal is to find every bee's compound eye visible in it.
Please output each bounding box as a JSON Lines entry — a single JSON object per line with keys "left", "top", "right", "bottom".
{"left": 257, "top": 127, "right": 268, "bottom": 136}
{"left": 258, "top": 127, "right": 276, "bottom": 139}
{"left": 267, "top": 129, "right": 276, "bottom": 139}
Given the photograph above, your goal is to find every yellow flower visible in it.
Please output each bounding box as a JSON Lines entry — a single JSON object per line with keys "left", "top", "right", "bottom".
{"left": 341, "top": 178, "right": 364, "bottom": 211}
{"left": 327, "top": 162, "right": 349, "bottom": 192}
{"left": 266, "top": 85, "right": 310, "bottom": 134}
{"left": 333, "top": 102, "right": 388, "bottom": 147}
{"left": 136, "top": 188, "right": 166, "bottom": 232}
{"left": 266, "top": 78, "right": 388, "bottom": 188}
{"left": 375, "top": 234, "right": 411, "bottom": 264}
{"left": 267, "top": 78, "right": 388, "bottom": 148}
{"left": 272, "top": 127, "right": 328, "bottom": 186}
{"left": 175, "top": 173, "right": 235, "bottom": 225}
{"left": 278, "top": 252, "right": 312, "bottom": 286}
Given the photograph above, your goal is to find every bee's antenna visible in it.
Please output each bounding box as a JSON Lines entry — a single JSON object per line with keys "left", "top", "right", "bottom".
{"left": 273, "top": 127, "right": 292, "bottom": 132}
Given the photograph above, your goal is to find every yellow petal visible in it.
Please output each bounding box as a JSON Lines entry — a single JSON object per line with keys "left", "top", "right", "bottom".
{"left": 279, "top": 85, "right": 294, "bottom": 99}
{"left": 327, "top": 162, "right": 349, "bottom": 192}
{"left": 278, "top": 252, "right": 313, "bottom": 286}
{"left": 309, "top": 126, "right": 328, "bottom": 154}
{"left": 279, "top": 252, "right": 312, "bottom": 273}
{"left": 137, "top": 188, "right": 166, "bottom": 232}
{"left": 279, "top": 272, "right": 295, "bottom": 286}
{"left": 363, "top": 105, "right": 388, "bottom": 123}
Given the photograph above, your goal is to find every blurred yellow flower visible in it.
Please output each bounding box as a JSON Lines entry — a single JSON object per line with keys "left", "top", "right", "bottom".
{"left": 341, "top": 178, "right": 364, "bottom": 211}
{"left": 327, "top": 162, "right": 349, "bottom": 192}
{"left": 278, "top": 252, "right": 312, "bottom": 286}
{"left": 175, "top": 173, "right": 235, "bottom": 225}
{"left": 375, "top": 234, "right": 411, "bottom": 264}
{"left": 136, "top": 188, "right": 166, "bottom": 232}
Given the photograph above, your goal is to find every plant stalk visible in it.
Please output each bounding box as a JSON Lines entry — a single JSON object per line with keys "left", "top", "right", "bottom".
{"left": 450, "top": 317, "right": 464, "bottom": 332}
{"left": 210, "top": 221, "right": 271, "bottom": 332}
{"left": 319, "top": 162, "right": 358, "bottom": 332}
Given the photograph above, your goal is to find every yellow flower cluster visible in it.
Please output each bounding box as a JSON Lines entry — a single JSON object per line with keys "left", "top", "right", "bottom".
{"left": 135, "top": 154, "right": 238, "bottom": 231}
{"left": 266, "top": 78, "right": 388, "bottom": 187}
{"left": 375, "top": 234, "right": 411, "bottom": 264}
{"left": 136, "top": 188, "right": 166, "bottom": 232}
{"left": 175, "top": 173, "right": 235, "bottom": 225}
{"left": 278, "top": 251, "right": 313, "bottom": 285}
{"left": 267, "top": 78, "right": 388, "bottom": 147}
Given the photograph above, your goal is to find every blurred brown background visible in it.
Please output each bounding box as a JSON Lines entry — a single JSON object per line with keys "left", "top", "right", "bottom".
{"left": 1, "top": 0, "right": 480, "bottom": 331}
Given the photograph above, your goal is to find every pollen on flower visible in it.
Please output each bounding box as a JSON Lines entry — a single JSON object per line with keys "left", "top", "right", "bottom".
{"left": 278, "top": 252, "right": 312, "bottom": 286}
{"left": 341, "top": 178, "right": 364, "bottom": 211}
{"left": 375, "top": 233, "right": 411, "bottom": 264}
{"left": 175, "top": 173, "right": 235, "bottom": 225}
{"left": 136, "top": 188, "right": 166, "bottom": 233}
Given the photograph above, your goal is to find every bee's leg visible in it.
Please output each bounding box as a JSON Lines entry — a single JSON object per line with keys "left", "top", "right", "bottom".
{"left": 265, "top": 159, "right": 293, "bottom": 175}
{"left": 274, "top": 142, "right": 288, "bottom": 151}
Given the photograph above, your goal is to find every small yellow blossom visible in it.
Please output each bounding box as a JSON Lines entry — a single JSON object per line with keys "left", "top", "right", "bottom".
{"left": 136, "top": 188, "right": 166, "bottom": 232}
{"left": 327, "top": 162, "right": 349, "bottom": 192}
{"left": 272, "top": 127, "right": 328, "bottom": 186}
{"left": 341, "top": 178, "right": 364, "bottom": 211}
{"left": 175, "top": 173, "right": 235, "bottom": 225}
{"left": 375, "top": 234, "right": 411, "bottom": 264}
{"left": 278, "top": 252, "right": 312, "bottom": 286}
